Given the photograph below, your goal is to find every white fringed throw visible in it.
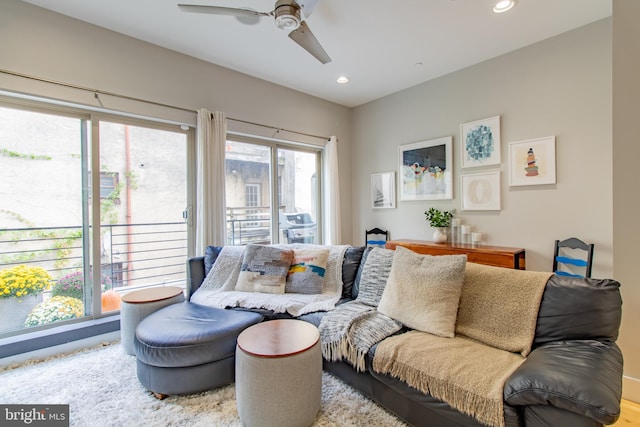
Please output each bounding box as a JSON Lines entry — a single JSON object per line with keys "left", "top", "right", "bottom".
{"left": 190, "top": 244, "right": 350, "bottom": 316}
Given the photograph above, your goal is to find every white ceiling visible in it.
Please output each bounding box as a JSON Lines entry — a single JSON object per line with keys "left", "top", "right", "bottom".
{"left": 21, "top": 0, "right": 611, "bottom": 108}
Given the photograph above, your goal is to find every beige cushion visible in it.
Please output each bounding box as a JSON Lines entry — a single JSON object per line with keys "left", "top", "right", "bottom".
{"left": 377, "top": 246, "right": 467, "bottom": 338}
{"left": 285, "top": 248, "right": 330, "bottom": 294}
{"left": 235, "top": 244, "right": 293, "bottom": 294}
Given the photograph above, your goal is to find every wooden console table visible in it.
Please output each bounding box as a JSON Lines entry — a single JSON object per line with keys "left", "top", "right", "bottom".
{"left": 385, "top": 239, "right": 526, "bottom": 270}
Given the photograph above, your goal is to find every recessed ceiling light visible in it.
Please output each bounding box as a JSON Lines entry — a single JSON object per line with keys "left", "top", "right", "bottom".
{"left": 493, "top": 0, "right": 516, "bottom": 13}
{"left": 336, "top": 76, "right": 350, "bottom": 84}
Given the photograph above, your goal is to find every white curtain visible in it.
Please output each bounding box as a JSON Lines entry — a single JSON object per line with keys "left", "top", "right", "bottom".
{"left": 323, "top": 136, "right": 341, "bottom": 244}
{"left": 195, "top": 108, "right": 227, "bottom": 255}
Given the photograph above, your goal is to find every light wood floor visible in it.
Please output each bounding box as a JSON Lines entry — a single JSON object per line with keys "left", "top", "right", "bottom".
{"left": 612, "top": 399, "right": 640, "bottom": 426}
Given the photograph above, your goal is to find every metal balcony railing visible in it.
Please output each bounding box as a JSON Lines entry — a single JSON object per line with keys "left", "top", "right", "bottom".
{"left": 226, "top": 206, "right": 272, "bottom": 246}
{"left": 0, "top": 222, "right": 188, "bottom": 289}
{"left": 1, "top": 208, "right": 316, "bottom": 292}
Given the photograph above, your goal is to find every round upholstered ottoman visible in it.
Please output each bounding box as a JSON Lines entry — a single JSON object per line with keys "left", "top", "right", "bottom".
{"left": 134, "top": 302, "right": 263, "bottom": 398}
{"left": 236, "top": 319, "right": 322, "bottom": 427}
{"left": 120, "top": 286, "right": 185, "bottom": 356}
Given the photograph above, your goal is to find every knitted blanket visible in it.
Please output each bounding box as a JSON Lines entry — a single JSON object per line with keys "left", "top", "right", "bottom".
{"left": 373, "top": 332, "right": 524, "bottom": 427}
{"left": 190, "top": 244, "right": 350, "bottom": 317}
{"left": 319, "top": 248, "right": 403, "bottom": 372}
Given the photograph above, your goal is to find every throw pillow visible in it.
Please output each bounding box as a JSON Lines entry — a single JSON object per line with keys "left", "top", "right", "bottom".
{"left": 355, "top": 247, "right": 396, "bottom": 306}
{"left": 204, "top": 245, "right": 223, "bottom": 276}
{"left": 285, "top": 247, "right": 330, "bottom": 294}
{"left": 341, "top": 246, "right": 366, "bottom": 299}
{"left": 235, "top": 244, "right": 294, "bottom": 294}
{"left": 377, "top": 246, "right": 467, "bottom": 338}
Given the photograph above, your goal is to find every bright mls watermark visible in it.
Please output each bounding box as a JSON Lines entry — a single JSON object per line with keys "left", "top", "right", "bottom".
{"left": 1, "top": 405, "right": 69, "bottom": 426}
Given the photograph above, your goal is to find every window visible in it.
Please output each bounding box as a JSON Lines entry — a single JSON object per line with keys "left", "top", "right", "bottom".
{"left": 0, "top": 101, "right": 193, "bottom": 338}
{"left": 87, "top": 171, "right": 120, "bottom": 202}
{"left": 245, "top": 184, "right": 260, "bottom": 208}
{"left": 225, "top": 137, "right": 321, "bottom": 246}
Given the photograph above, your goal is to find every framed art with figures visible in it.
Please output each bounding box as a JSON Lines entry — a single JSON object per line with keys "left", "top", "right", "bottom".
{"left": 398, "top": 136, "right": 453, "bottom": 201}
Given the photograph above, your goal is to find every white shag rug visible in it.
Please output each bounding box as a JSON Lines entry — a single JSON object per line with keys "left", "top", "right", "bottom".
{"left": 0, "top": 342, "right": 407, "bottom": 427}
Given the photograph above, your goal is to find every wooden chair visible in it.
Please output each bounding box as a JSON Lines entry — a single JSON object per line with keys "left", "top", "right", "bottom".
{"left": 365, "top": 227, "right": 389, "bottom": 249}
{"left": 552, "top": 237, "right": 594, "bottom": 278}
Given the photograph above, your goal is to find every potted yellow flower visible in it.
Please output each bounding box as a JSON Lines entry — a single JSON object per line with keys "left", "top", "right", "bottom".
{"left": 0, "top": 264, "right": 52, "bottom": 333}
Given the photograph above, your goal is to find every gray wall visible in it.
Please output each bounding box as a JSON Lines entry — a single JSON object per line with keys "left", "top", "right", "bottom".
{"left": 613, "top": 0, "right": 640, "bottom": 403}
{"left": 350, "top": 17, "right": 640, "bottom": 399}
{"left": 352, "top": 19, "right": 612, "bottom": 276}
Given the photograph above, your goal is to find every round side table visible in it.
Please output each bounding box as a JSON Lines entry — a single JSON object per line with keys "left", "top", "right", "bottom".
{"left": 236, "top": 319, "right": 322, "bottom": 427}
{"left": 120, "top": 286, "right": 184, "bottom": 356}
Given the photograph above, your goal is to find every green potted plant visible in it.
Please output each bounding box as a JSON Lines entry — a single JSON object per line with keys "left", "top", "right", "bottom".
{"left": 424, "top": 208, "right": 455, "bottom": 242}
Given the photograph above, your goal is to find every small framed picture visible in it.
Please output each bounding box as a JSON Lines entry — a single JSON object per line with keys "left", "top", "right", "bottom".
{"left": 461, "top": 116, "right": 501, "bottom": 168}
{"left": 398, "top": 136, "right": 453, "bottom": 201}
{"left": 371, "top": 171, "right": 396, "bottom": 209}
{"left": 508, "top": 136, "right": 556, "bottom": 186}
{"left": 461, "top": 171, "right": 501, "bottom": 211}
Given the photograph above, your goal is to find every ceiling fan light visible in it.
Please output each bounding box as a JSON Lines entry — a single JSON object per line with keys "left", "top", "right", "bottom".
{"left": 275, "top": 14, "right": 300, "bottom": 30}
{"left": 274, "top": 3, "right": 301, "bottom": 31}
{"left": 493, "top": 0, "right": 516, "bottom": 13}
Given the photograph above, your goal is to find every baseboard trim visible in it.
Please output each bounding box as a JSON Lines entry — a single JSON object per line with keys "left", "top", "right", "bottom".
{"left": 623, "top": 375, "right": 640, "bottom": 403}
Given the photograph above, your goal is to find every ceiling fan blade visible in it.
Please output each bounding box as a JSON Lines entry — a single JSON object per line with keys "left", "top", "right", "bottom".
{"left": 177, "top": 4, "right": 271, "bottom": 18}
{"left": 288, "top": 21, "right": 331, "bottom": 64}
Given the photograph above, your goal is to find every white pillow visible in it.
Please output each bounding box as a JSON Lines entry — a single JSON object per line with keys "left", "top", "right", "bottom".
{"left": 377, "top": 246, "right": 467, "bottom": 338}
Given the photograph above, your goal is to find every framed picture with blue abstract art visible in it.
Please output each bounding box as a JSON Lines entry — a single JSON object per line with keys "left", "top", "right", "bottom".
{"left": 398, "top": 136, "right": 453, "bottom": 201}
{"left": 460, "top": 115, "right": 501, "bottom": 168}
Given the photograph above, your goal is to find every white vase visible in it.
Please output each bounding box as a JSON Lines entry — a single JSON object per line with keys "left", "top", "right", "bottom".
{"left": 0, "top": 294, "right": 42, "bottom": 334}
{"left": 433, "top": 227, "right": 447, "bottom": 243}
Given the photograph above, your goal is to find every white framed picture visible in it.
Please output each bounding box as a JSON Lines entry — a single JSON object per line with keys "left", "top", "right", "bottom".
{"left": 461, "top": 170, "right": 501, "bottom": 211}
{"left": 370, "top": 171, "right": 396, "bottom": 209}
{"left": 508, "top": 136, "right": 556, "bottom": 186}
{"left": 398, "top": 136, "right": 453, "bottom": 201}
{"left": 461, "top": 115, "right": 501, "bottom": 168}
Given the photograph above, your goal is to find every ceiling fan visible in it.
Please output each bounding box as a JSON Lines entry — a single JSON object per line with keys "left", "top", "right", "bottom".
{"left": 177, "top": 0, "right": 331, "bottom": 64}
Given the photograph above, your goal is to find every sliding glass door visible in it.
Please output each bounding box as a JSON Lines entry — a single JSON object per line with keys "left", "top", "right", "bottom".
{"left": 98, "top": 120, "right": 189, "bottom": 304}
{"left": 0, "top": 102, "right": 192, "bottom": 336}
{"left": 0, "top": 105, "right": 88, "bottom": 334}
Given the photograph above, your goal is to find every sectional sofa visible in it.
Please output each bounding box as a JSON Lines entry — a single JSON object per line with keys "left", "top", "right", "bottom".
{"left": 174, "top": 243, "right": 622, "bottom": 427}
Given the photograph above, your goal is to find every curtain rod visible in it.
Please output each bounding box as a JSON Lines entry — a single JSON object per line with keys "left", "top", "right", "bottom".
{"left": 226, "top": 117, "right": 330, "bottom": 141}
{"left": 0, "top": 68, "right": 331, "bottom": 141}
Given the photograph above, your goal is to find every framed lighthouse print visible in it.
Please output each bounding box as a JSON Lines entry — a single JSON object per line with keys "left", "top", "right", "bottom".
{"left": 508, "top": 136, "right": 556, "bottom": 186}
